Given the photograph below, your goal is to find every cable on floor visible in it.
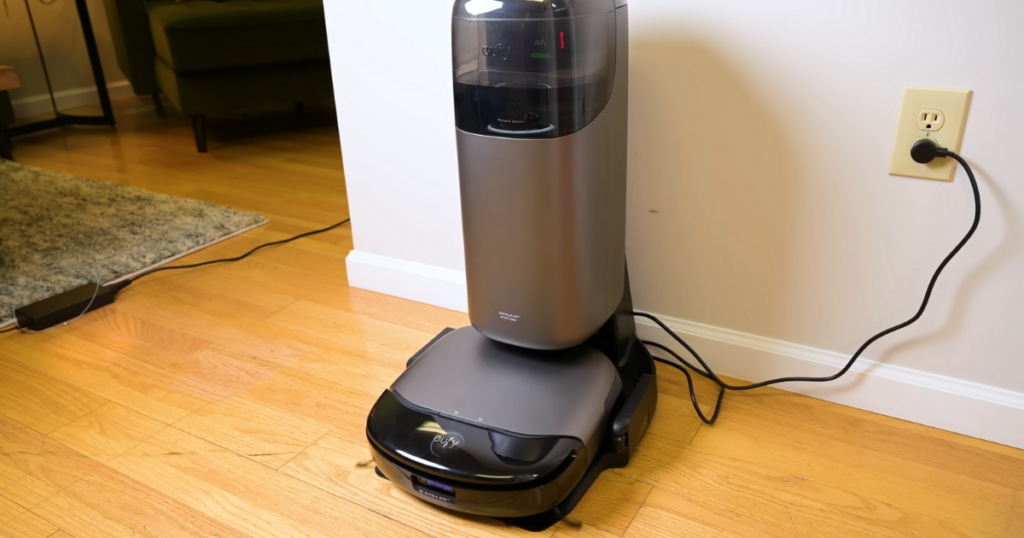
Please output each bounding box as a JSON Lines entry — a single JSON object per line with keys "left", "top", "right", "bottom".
{"left": 635, "top": 150, "right": 981, "bottom": 425}
{"left": 122, "top": 217, "right": 351, "bottom": 285}
{"left": 1, "top": 218, "right": 351, "bottom": 334}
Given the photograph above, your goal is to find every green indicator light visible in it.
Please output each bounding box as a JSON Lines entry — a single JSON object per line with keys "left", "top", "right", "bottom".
{"left": 531, "top": 53, "right": 551, "bottom": 59}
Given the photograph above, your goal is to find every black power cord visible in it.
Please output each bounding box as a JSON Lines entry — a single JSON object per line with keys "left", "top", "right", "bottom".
{"left": 636, "top": 142, "right": 981, "bottom": 425}
{"left": 121, "top": 217, "right": 351, "bottom": 285}
{"left": 1, "top": 218, "right": 351, "bottom": 333}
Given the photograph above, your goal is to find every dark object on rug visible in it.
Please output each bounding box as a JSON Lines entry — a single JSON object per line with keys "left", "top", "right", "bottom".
{"left": 13, "top": 281, "right": 128, "bottom": 332}
{"left": 0, "top": 160, "right": 267, "bottom": 327}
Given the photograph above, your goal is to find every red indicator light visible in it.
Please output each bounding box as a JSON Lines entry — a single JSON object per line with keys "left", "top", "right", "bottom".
{"left": 560, "top": 31, "right": 565, "bottom": 49}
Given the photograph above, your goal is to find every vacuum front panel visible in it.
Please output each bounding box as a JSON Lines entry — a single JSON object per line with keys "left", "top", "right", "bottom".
{"left": 458, "top": 116, "right": 614, "bottom": 348}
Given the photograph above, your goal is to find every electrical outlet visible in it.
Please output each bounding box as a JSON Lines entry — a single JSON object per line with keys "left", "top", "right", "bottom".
{"left": 889, "top": 86, "right": 972, "bottom": 181}
{"left": 916, "top": 109, "right": 944, "bottom": 131}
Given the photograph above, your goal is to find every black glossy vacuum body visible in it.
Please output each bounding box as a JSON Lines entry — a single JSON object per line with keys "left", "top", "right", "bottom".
{"left": 367, "top": 0, "right": 654, "bottom": 531}
{"left": 368, "top": 278, "right": 656, "bottom": 531}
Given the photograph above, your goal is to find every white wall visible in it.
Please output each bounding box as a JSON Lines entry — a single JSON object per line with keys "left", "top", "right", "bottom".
{"left": 0, "top": 0, "right": 129, "bottom": 118}
{"left": 327, "top": 0, "right": 1024, "bottom": 447}
{"left": 326, "top": 1, "right": 468, "bottom": 311}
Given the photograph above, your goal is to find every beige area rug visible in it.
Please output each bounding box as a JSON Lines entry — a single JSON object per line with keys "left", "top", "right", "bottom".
{"left": 0, "top": 160, "right": 267, "bottom": 327}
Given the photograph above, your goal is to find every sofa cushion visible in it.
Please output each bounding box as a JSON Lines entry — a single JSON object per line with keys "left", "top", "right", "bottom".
{"left": 148, "top": 0, "right": 329, "bottom": 72}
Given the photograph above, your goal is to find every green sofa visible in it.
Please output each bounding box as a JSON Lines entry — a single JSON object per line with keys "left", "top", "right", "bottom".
{"left": 1, "top": 91, "right": 13, "bottom": 160}
{"left": 102, "top": 0, "right": 334, "bottom": 152}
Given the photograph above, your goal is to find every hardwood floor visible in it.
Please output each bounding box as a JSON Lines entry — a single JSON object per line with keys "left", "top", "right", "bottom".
{"left": 1, "top": 96, "right": 1021, "bottom": 538}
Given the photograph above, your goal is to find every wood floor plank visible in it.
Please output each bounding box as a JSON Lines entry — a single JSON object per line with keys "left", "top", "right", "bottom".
{"left": 0, "top": 418, "right": 97, "bottom": 507}
{"left": 48, "top": 402, "right": 167, "bottom": 464}
{"left": 722, "top": 383, "right": 1024, "bottom": 463}
{"left": 283, "top": 346, "right": 407, "bottom": 393}
{"left": 109, "top": 427, "right": 428, "bottom": 538}
{"left": 647, "top": 365, "right": 1019, "bottom": 537}
{"left": 309, "top": 286, "right": 470, "bottom": 336}
{"left": 111, "top": 285, "right": 429, "bottom": 404}
{"left": 163, "top": 345, "right": 286, "bottom": 397}
{"left": 182, "top": 188, "right": 349, "bottom": 231}
{"left": 707, "top": 387, "right": 1024, "bottom": 491}
{"left": 144, "top": 271, "right": 301, "bottom": 322}
{"left": 29, "top": 462, "right": 253, "bottom": 538}
{"left": 266, "top": 300, "right": 432, "bottom": 358}
{"left": 115, "top": 281, "right": 434, "bottom": 395}
{"left": 0, "top": 510, "right": 58, "bottom": 538}
{"left": 642, "top": 485, "right": 889, "bottom": 538}
{"left": 32, "top": 493, "right": 144, "bottom": 538}
{"left": 174, "top": 395, "right": 329, "bottom": 470}
{"left": 110, "top": 284, "right": 310, "bottom": 364}
{"left": 205, "top": 259, "right": 357, "bottom": 314}
{"left": 279, "top": 433, "right": 546, "bottom": 538}
{"left": 555, "top": 472, "right": 652, "bottom": 537}
{"left": 1007, "top": 490, "right": 1023, "bottom": 538}
{"left": 0, "top": 353, "right": 107, "bottom": 435}
{"left": 623, "top": 505, "right": 744, "bottom": 538}
{"left": 686, "top": 412, "right": 1014, "bottom": 534}
{"left": 0, "top": 332, "right": 221, "bottom": 424}
{"left": 242, "top": 366, "right": 379, "bottom": 438}
{"left": 0, "top": 496, "right": 24, "bottom": 527}
{"left": 62, "top": 308, "right": 213, "bottom": 373}
{"left": 550, "top": 523, "right": 622, "bottom": 538}
{"left": 615, "top": 431, "right": 1005, "bottom": 538}
{"left": 642, "top": 392, "right": 705, "bottom": 445}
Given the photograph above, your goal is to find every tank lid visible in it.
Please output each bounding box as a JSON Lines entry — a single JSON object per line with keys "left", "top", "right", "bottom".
{"left": 453, "top": 0, "right": 616, "bottom": 20}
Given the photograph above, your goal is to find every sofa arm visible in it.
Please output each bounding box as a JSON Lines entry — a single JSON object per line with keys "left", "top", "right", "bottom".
{"left": 101, "top": 0, "right": 160, "bottom": 95}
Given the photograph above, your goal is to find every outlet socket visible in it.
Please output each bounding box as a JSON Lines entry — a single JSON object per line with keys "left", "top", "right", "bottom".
{"left": 916, "top": 109, "right": 944, "bottom": 131}
{"left": 889, "top": 86, "right": 971, "bottom": 182}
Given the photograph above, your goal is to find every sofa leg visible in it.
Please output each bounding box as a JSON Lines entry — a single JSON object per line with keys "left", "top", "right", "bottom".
{"left": 191, "top": 115, "right": 207, "bottom": 153}
{"left": 0, "top": 125, "right": 12, "bottom": 161}
{"left": 152, "top": 93, "right": 165, "bottom": 116}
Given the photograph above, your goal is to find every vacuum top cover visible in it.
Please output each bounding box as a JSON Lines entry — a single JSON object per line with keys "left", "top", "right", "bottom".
{"left": 454, "top": 0, "right": 617, "bottom": 20}
{"left": 393, "top": 327, "right": 620, "bottom": 441}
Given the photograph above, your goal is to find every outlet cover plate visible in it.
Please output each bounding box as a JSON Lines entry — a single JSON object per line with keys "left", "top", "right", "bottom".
{"left": 889, "top": 86, "right": 972, "bottom": 181}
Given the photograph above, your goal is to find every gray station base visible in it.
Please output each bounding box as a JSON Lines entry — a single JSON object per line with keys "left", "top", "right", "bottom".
{"left": 370, "top": 269, "right": 657, "bottom": 531}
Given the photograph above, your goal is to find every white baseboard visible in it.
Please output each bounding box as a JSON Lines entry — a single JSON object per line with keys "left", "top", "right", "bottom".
{"left": 345, "top": 250, "right": 468, "bottom": 313}
{"left": 340, "top": 253, "right": 1023, "bottom": 448}
{"left": 636, "top": 314, "right": 1024, "bottom": 449}
{"left": 10, "top": 80, "right": 134, "bottom": 120}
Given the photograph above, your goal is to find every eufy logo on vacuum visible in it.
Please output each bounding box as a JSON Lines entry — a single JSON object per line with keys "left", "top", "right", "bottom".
{"left": 430, "top": 433, "right": 465, "bottom": 456}
{"left": 482, "top": 44, "right": 511, "bottom": 60}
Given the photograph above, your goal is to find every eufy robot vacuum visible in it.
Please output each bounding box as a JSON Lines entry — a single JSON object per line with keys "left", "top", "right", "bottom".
{"left": 366, "top": 0, "right": 654, "bottom": 531}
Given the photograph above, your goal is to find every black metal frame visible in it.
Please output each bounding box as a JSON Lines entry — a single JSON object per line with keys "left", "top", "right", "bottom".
{"left": 191, "top": 115, "right": 206, "bottom": 153}
{"left": 7, "top": 0, "right": 115, "bottom": 139}
{"left": 0, "top": 125, "right": 11, "bottom": 160}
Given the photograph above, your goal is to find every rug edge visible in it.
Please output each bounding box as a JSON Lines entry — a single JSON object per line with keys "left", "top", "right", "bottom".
{"left": 106, "top": 218, "right": 270, "bottom": 285}
{"left": 0, "top": 218, "right": 269, "bottom": 329}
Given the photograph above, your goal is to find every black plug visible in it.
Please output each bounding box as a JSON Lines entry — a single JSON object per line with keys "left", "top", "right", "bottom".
{"left": 13, "top": 280, "right": 131, "bottom": 331}
{"left": 911, "top": 138, "right": 949, "bottom": 164}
